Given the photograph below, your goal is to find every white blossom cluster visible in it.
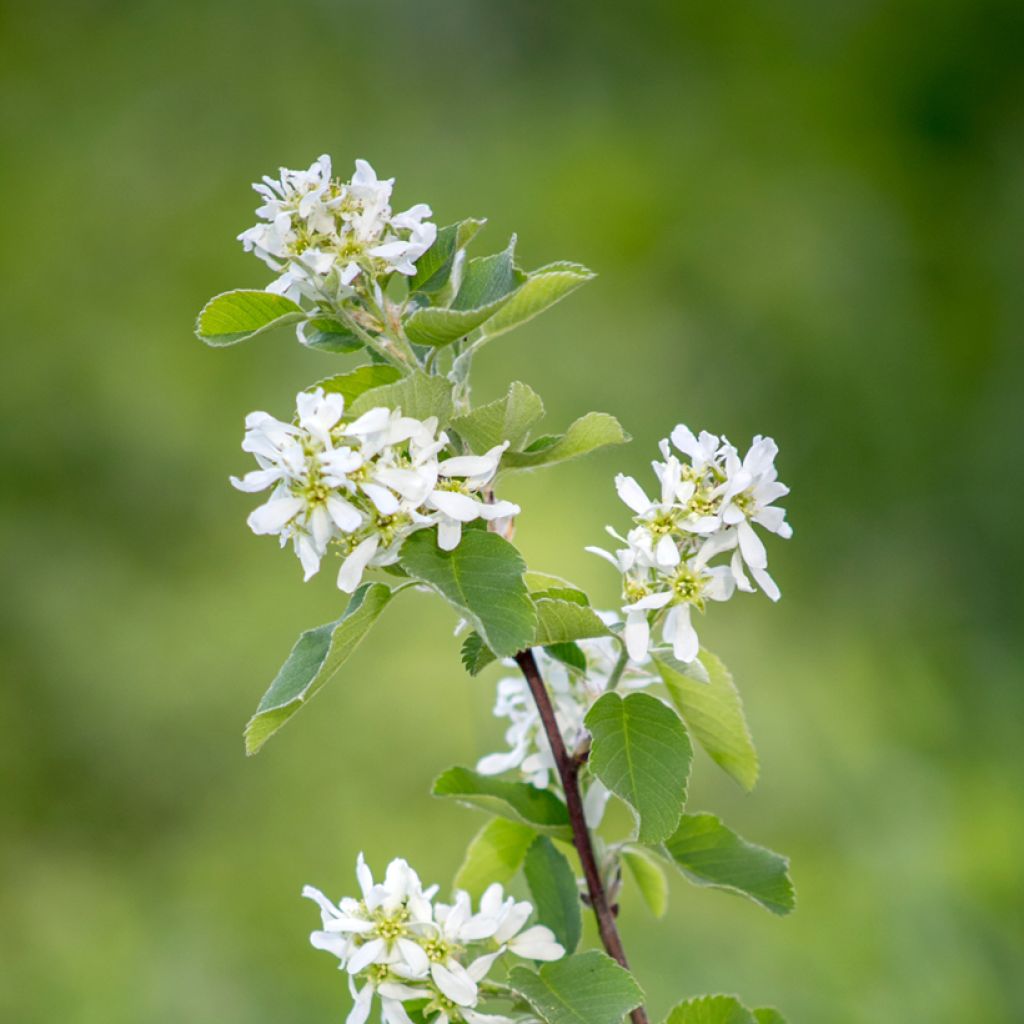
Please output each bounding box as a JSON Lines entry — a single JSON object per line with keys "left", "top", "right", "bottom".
{"left": 588, "top": 425, "right": 791, "bottom": 664}
{"left": 238, "top": 155, "right": 436, "bottom": 301}
{"left": 477, "top": 633, "right": 656, "bottom": 826}
{"left": 231, "top": 388, "right": 518, "bottom": 592}
{"left": 304, "top": 854, "right": 563, "bottom": 1024}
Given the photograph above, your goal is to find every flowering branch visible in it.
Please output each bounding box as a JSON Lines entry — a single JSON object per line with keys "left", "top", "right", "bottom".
{"left": 514, "top": 648, "right": 650, "bottom": 1024}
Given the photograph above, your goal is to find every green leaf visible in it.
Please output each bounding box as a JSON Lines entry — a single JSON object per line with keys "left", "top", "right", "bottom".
{"left": 403, "top": 239, "right": 525, "bottom": 347}
{"left": 432, "top": 767, "right": 571, "bottom": 839}
{"left": 312, "top": 364, "right": 402, "bottom": 404}
{"left": 544, "top": 641, "right": 587, "bottom": 673}
{"left": 654, "top": 649, "right": 759, "bottom": 792}
{"left": 454, "top": 818, "right": 536, "bottom": 899}
{"left": 399, "top": 529, "right": 536, "bottom": 657}
{"left": 410, "top": 218, "right": 486, "bottom": 296}
{"left": 298, "top": 315, "right": 363, "bottom": 353}
{"left": 244, "top": 583, "right": 393, "bottom": 754}
{"left": 585, "top": 692, "right": 693, "bottom": 845}
{"left": 479, "top": 261, "right": 595, "bottom": 341}
{"left": 664, "top": 995, "right": 756, "bottom": 1024}
{"left": 509, "top": 951, "right": 644, "bottom": 1024}
{"left": 663, "top": 813, "right": 795, "bottom": 916}
{"left": 348, "top": 370, "right": 454, "bottom": 422}
{"left": 502, "top": 412, "right": 629, "bottom": 470}
{"left": 753, "top": 1010, "right": 787, "bottom": 1023}
{"left": 622, "top": 846, "right": 669, "bottom": 918}
{"left": 525, "top": 571, "right": 584, "bottom": 593}
{"left": 460, "top": 631, "right": 497, "bottom": 676}
{"left": 533, "top": 598, "right": 611, "bottom": 646}
{"left": 450, "top": 381, "right": 545, "bottom": 454}
{"left": 195, "top": 289, "right": 305, "bottom": 347}
{"left": 523, "top": 836, "right": 582, "bottom": 953}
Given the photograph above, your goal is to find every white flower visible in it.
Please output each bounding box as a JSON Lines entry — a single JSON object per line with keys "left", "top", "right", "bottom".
{"left": 239, "top": 155, "right": 436, "bottom": 300}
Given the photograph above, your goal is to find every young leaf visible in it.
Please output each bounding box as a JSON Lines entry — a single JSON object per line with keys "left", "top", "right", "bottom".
{"left": 508, "top": 951, "right": 644, "bottom": 1024}
{"left": 410, "top": 218, "right": 486, "bottom": 296}
{"left": 753, "top": 1010, "right": 787, "bottom": 1023}
{"left": 244, "top": 583, "right": 394, "bottom": 755}
{"left": 663, "top": 813, "right": 795, "bottom": 916}
{"left": 450, "top": 381, "right": 545, "bottom": 454}
{"left": 533, "top": 598, "right": 611, "bottom": 646}
{"left": 654, "top": 649, "right": 759, "bottom": 791}
{"left": 313, "top": 364, "right": 402, "bottom": 404}
{"left": 399, "top": 529, "right": 536, "bottom": 658}
{"left": 348, "top": 370, "right": 454, "bottom": 422}
{"left": 432, "top": 766, "right": 571, "bottom": 839}
{"left": 298, "top": 316, "right": 363, "bottom": 353}
{"left": 664, "top": 995, "right": 757, "bottom": 1024}
{"left": 523, "top": 836, "right": 582, "bottom": 953}
{"left": 403, "top": 239, "right": 526, "bottom": 348}
{"left": 585, "top": 692, "right": 693, "bottom": 845}
{"left": 195, "top": 289, "right": 305, "bottom": 347}
{"left": 478, "top": 261, "right": 595, "bottom": 342}
{"left": 622, "top": 845, "right": 669, "bottom": 918}
{"left": 544, "top": 641, "right": 587, "bottom": 673}
{"left": 460, "top": 631, "right": 497, "bottom": 676}
{"left": 524, "top": 570, "right": 585, "bottom": 594}
{"left": 454, "top": 818, "right": 536, "bottom": 899}
{"left": 501, "top": 412, "right": 628, "bottom": 470}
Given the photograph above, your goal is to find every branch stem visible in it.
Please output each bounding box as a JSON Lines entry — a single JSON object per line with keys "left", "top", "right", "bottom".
{"left": 514, "top": 649, "right": 649, "bottom": 1024}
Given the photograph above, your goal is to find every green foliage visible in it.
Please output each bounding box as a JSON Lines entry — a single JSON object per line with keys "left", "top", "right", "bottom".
{"left": 195, "top": 289, "right": 305, "bottom": 347}
{"left": 399, "top": 529, "right": 536, "bottom": 657}
{"left": 533, "top": 597, "right": 611, "bottom": 645}
{"left": 523, "top": 835, "right": 582, "bottom": 953}
{"left": 664, "top": 995, "right": 759, "bottom": 1024}
{"left": 622, "top": 845, "right": 669, "bottom": 918}
{"left": 502, "top": 412, "right": 629, "bottom": 470}
{"left": 460, "top": 631, "right": 496, "bottom": 676}
{"left": 662, "top": 813, "right": 795, "bottom": 916}
{"left": 586, "top": 692, "right": 693, "bottom": 844}
{"left": 432, "top": 766, "right": 571, "bottom": 839}
{"left": 454, "top": 818, "right": 536, "bottom": 899}
{"left": 544, "top": 641, "right": 588, "bottom": 672}
{"left": 753, "top": 1010, "right": 787, "bottom": 1023}
{"left": 450, "top": 380, "right": 545, "bottom": 453}
{"left": 654, "top": 649, "right": 759, "bottom": 791}
{"left": 478, "top": 261, "right": 595, "bottom": 342}
{"left": 348, "top": 370, "right": 454, "bottom": 421}
{"left": 298, "top": 315, "right": 363, "bottom": 353}
{"left": 243, "top": 583, "right": 394, "bottom": 755}
{"left": 409, "top": 218, "right": 486, "bottom": 297}
{"left": 312, "top": 364, "right": 401, "bottom": 403}
{"left": 509, "top": 951, "right": 644, "bottom": 1024}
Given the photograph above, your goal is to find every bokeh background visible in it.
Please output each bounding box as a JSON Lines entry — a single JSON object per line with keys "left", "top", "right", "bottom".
{"left": 3, "top": 2, "right": 1023, "bottom": 1021}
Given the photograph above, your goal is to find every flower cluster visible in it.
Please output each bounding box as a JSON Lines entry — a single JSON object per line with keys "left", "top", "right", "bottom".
{"left": 589, "top": 425, "right": 791, "bottom": 664}
{"left": 304, "top": 855, "right": 563, "bottom": 1024}
{"left": 232, "top": 388, "right": 519, "bottom": 592}
{"left": 238, "top": 155, "right": 436, "bottom": 302}
{"left": 477, "top": 633, "right": 656, "bottom": 825}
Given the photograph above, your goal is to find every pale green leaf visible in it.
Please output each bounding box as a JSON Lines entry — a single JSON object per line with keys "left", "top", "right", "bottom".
{"left": 663, "top": 813, "right": 795, "bottom": 916}
{"left": 399, "top": 529, "right": 536, "bottom": 657}
{"left": 509, "top": 951, "right": 644, "bottom": 1024}
{"left": 654, "top": 649, "right": 759, "bottom": 791}
{"left": 298, "top": 315, "right": 363, "bottom": 353}
{"left": 312, "top": 364, "right": 401, "bottom": 404}
{"left": 753, "top": 1010, "right": 787, "bottom": 1023}
{"left": 244, "top": 583, "right": 393, "bottom": 754}
{"left": 502, "top": 412, "right": 629, "bottom": 470}
{"left": 524, "top": 571, "right": 584, "bottom": 593}
{"left": 433, "top": 767, "right": 571, "bottom": 839}
{"left": 454, "top": 818, "right": 536, "bottom": 899}
{"left": 479, "top": 261, "right": 595, "bottom": 341}
{"left": 523, "top": 836, "right": 582, "bottom": 953}
{"left": 195, "top": 289, "right": 305, "bottom": 347}
{"left": 622, "top": 845, "right": 669, "bottom": 918}
{"left": 348, "top": 370, "right": 454, "bottom": 422}
{"left": 410, "top": 218, "right": 486, "bottom": 296}
{"left": 450, "top": 381, "right": 545, "bottom": 453}
{"left": 664, "top": 995, "right": 756, "bottom": 1024}
{"left": 586, "top": 692, "right": 692, "bottom": 844}
{"left": 533, "top": 598, "right": 611, "bottom": 645}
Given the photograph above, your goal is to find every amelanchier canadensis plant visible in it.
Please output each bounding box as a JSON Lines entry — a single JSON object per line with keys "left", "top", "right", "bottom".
{"left": 197, "top": 154, "right": 796, "bottom": 1024}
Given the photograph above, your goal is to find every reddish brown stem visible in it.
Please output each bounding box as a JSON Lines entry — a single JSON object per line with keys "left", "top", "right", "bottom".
{"left": 514, "top": 649, "right": 649, "bottom": 1024}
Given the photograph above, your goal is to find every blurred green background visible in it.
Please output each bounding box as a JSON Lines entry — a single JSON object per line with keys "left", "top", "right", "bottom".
{"left": 2, "top": 1, "right": 1022, "bottom": 1021}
